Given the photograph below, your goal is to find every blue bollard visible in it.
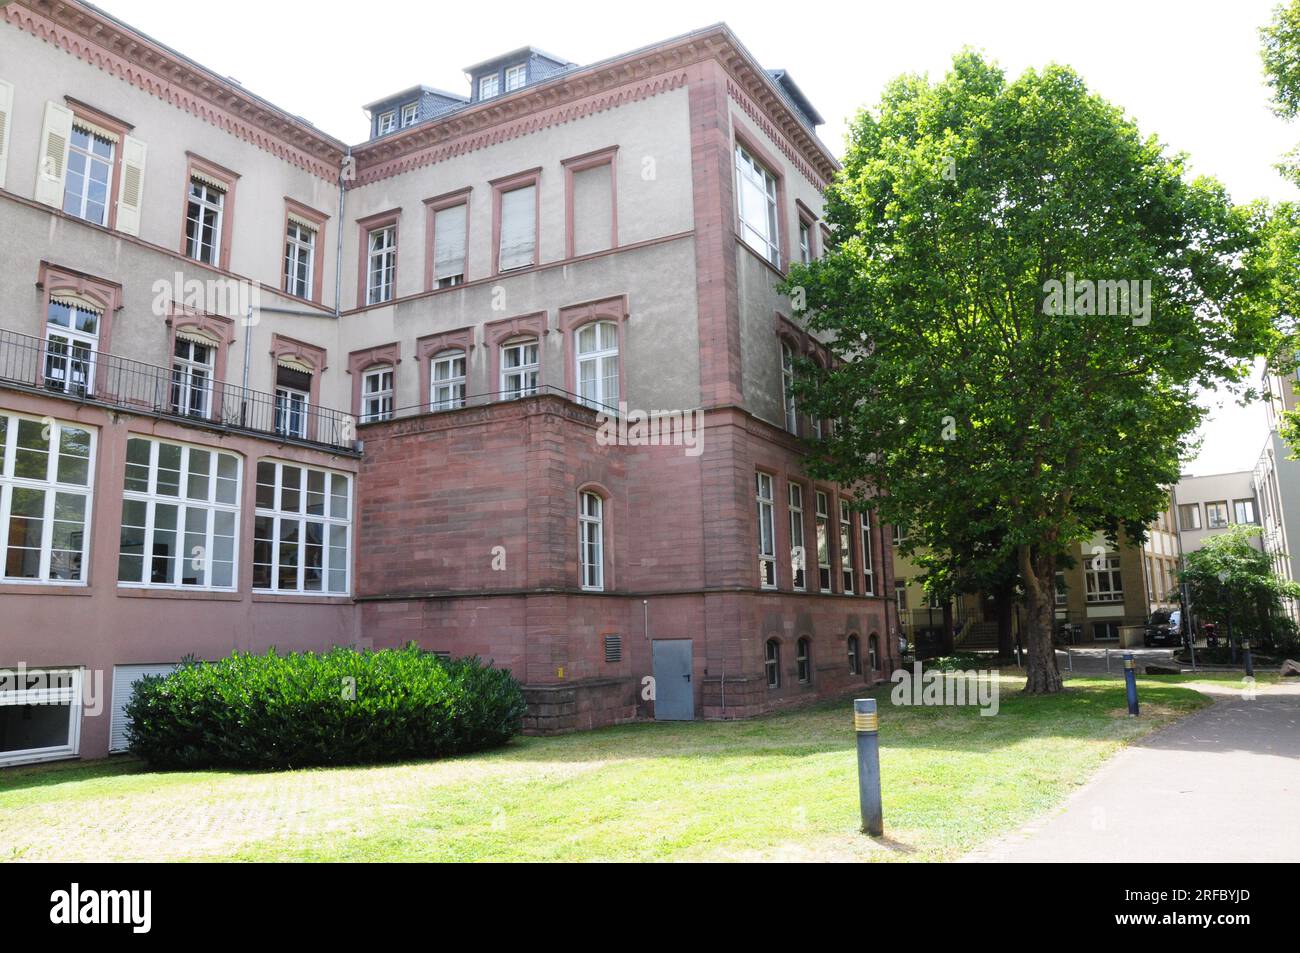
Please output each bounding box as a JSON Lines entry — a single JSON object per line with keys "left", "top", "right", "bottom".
{"left": 1242, "top": 638, "right": 1254, "bottom": 678}
{"left": 1123, "top": 652, "right": 1139, "bottom": 717}
{"left": 854, "top": 697, "right": 884, "bottom": 836}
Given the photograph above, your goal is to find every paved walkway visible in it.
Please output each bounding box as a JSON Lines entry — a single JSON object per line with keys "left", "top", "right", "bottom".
{"left": 966, "top": 680, "right": 1300, "bottom": 862}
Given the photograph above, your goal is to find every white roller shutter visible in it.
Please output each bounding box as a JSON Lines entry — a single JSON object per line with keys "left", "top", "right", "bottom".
{"left": 498, "top": 184, "right": 535, "bottom": 271}
{"left": 109, "top": 663, "right": 177, "bottom": 753}
{"left": 115, "top": 135, "right": 147, "bottom": 236}
{"left": 0, "top": 80, "right": 13, "bottom": 191}
{"left": 34, "top": 99, "right": 73, "bottom": 208}
{"left": 433, "top": 203, "right": 467, "bottom": 280}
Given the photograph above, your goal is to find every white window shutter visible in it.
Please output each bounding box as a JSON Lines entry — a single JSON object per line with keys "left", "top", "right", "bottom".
{"left": 115, "top": 135, "right": 147, "bottom": 236}
{"left": 433, "top": 203, "right": 467, "bottom": 279}
{"left": 0, "top": 80, "right": 13, "bottom": 191}
{"left": 34, "top": 99, "right": 73, "bottom": 208}
{"left": 498, "top": 184, "right": 535, "bottom": 271}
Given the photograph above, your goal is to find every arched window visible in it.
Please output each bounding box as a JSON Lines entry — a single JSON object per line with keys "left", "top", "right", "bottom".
{"left": 579, "top": 491, "right": 604, "bottom": 591}
{"left": 431, "top": 350, "right": 466, "bottom": 410}
{"left": 780, "top": 341, "right": 797, "bottom": 434}
{"left": 868, "top": 634, "right": 879, "bottom": 672}
{"left": 501, "top": 337, "right": 539, "bottom": 399}
{"left": 796, "top": 636, "right": 812, "bottom": 684}
{"left": 848, "top": 634, "right": 861, "bottom": 675}
{"left": 765, "top": 638, "right": 780, "bottom": 688}
{"left": 576, "top": 321, "right": 618, "bottom": 411}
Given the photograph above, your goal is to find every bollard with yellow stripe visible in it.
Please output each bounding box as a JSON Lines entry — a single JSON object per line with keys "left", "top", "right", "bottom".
{"left": 854, "top": 698, "right": 883, "bottom": 836}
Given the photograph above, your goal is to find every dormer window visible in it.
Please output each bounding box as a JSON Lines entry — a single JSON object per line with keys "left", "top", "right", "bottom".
{"left": 505, "top": 64, "right": 527, "bottom": 92}
{"left": 400, "top": 103, "right": 418, "bottom": 127}
{"left": 479, "top": 74, "right": 500, "bottom": 100}
{"left": 376, "top": 111, "right": 396, "bottom": 135}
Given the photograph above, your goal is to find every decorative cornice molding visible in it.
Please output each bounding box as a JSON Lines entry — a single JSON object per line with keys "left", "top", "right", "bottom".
{"left": 725, "top": 76, "right": 831, "bottom": 189}
{"left": 6, "top": 0, "right": 347, "bottom": 182}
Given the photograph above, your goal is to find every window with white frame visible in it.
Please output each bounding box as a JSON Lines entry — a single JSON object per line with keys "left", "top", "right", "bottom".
{"left": 756, "top": 472, "right": 776, "bottom": 589}
{"left": 847, "top": 635, "right": 860, "bottom": 675}
{"left": 501, "top": 338, "right": 539, "bottom": 399}
{"left": 815, "top": 490, "right": 831, "bottom": 592}
{"left": 798, "top": 220, "right": 812, "bottom": 264}
{"left": 505, "top": 64, "right": 527, "bottom": 91}
{"left": 63, "top": 125, "right": 114, "bottom": 226}
{"left": 376, "top": 111, "right": 396, "bottom": 135}
{"left": 839, "top": 500, "right": 856, "bottom": 595}
{"left": 576, "top": 321, "right": 618, "bottom": 411}
{"left": 253, "top": 461, "right": 351, "bottom": 594}
{"left": 781, "top": 342, "right": 797, "bottom": 433}
{"left": 479, "top": 74, "right": 500, "bottom": 99}
{"left": 43, "top": 298, "right": 99, "bottom": 398}
{"left": 284, "top": 220, "right": 316, "bottom": 298}
{"left": 433, "top": 203, "right": 467, "bottom": 287}
{"left": 274, "top": 366, "right": 311, "bottom": 439}
{"left": 1085, "top": 552, "right": 1123, "bottom": 603}
{"left": 431, "top": 350, "right": 466, "bottom": 410}
{"left": 735, "top": 143, "right": 780, "bottom": 267}
{"left": 0, "top": 667, "right": 83, "bottom": 767}
{"left": 185, "top": 178, "right": 225, "bottom": 265}
{"left": 498, "top": 184, "right": 536, "bottom": 271}
{"left": 361, "top": 366, "right": 394, "bottom": 423}
{"left": 860, "top": 508, "right": 874, "bottom": 595}
{"left": 366, "top": 225, "right": 397, "bottom": 305}
{"left": 118, "top": 437, "right": 239, "bottom": 590}
{"left": 868, "top": 634, "right": 879, "bottom": 671}
{"left": 170, "top": 336, "right": 214, "bottom": 419}
{"left": 0, "top": 414, "right": 93, "bottom": 583}
{"left": 789, "top": 483, "right": 806, "bottom": 591}
{"left": 580, "top": 490, "right": 604, "bottom": 591}
{"left": 765, "top": 639, "right": 780, "bottom": 688}
{"left": 400, "top": 103, "right": 419, "bottom": 127}
{"left": 796, "top": 636, "right": 811, "bottom": 683}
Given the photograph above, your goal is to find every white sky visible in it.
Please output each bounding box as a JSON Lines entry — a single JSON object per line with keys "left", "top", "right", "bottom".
{"left": 96, "top": 0, "right": 1298, "bottom": 474}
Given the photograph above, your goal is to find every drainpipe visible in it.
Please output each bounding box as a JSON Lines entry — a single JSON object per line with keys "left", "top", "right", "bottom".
{"left": 334, "top": 147, "right": 351, "bottom": 318}
{"left": 239, "top": 302, "right": 253, "bottom": 427}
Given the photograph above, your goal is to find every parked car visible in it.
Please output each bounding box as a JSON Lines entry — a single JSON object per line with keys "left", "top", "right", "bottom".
{"left": 1143, "top": 609, "right": 1183, "bottom": 647}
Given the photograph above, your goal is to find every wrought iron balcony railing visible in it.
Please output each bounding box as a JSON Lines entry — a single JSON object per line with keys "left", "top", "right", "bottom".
{"left": 0, "top": 326, "right": 356, "bottom": 451}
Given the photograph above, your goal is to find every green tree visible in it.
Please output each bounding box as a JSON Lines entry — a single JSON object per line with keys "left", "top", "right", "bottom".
{"left": 785, "top": 52, "right": 1276, "bottom": 692}
{"left": 1261, "top": 0, "right": 1300, "bottom": 183}
{"left": 1181, "top": 524, "right": 1300, "bottom": 653}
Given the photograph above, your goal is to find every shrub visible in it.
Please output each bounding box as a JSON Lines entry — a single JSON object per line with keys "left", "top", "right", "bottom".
{"left": 125, "top": 646, "right": 527, "bottom": 770}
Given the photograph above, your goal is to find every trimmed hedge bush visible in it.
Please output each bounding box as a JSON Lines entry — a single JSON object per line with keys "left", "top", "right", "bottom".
{"left": 125, "top": 646, "right": 526, "bottom": 770}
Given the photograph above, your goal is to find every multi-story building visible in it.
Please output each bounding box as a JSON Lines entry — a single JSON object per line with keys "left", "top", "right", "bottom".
{"left": 1173, "top": 471, "right": 1259, "bottom": 553}
{"left": 1255, "top": 365, "right": 1300, "bottom": 617}
{"left": 0, "top": 1, "right": 898, "bottom": 766}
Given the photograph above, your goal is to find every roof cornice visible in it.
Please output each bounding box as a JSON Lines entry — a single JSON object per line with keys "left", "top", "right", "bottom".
{"left": 6, "top": 0, "right": 348, "bottom": 181}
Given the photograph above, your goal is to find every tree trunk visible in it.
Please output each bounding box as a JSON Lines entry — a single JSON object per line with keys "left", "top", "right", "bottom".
{"left": 995, "top": 587, "right": 1014, "bottom": 660}
{"left": 1019, "top": 546, "right": 1063, "bottom": 693}
{"left": 941, "top": 601, "right": 955, "bottom": 654}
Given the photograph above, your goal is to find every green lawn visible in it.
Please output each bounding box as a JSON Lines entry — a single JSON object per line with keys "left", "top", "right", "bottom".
{"left": 0, "top": 673, "right": 1219, "bottom": 862}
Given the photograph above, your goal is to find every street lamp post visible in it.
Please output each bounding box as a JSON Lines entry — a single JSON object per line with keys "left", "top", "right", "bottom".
{"left": 1217, "top": 570, "right": 1237, "bottom": 665}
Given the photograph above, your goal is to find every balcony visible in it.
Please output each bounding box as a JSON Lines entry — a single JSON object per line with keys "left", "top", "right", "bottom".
{"left": 0, "top": 326, "right": 357, "bottom": 452}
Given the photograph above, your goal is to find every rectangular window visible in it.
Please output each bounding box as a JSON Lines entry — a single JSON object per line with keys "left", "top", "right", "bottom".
{"left": 44, "top": 299, "right": 100, "bottom": 398}
{"left": 505, "top": 64, "right": 527, "bottom": 92}
{"left": 839, "top": 500, "right": 855, "bottom": 594}
{"left": 1233, "top": 499, "right": 1256, "bottom": 524}
{"left": 0, "top": 668, "right": 82, "bottom": 767}
{"left": 170, "top": 337, "right": 214, "bottom": 418}
{"left": 400, "top": 103, "right": 419, "bottom": 127}
{"left": 501, "top": 339, "right": 539, "bottom": 399}
{"left": 756, "top": 473, "right": 776, "bottom": 589}
{"left": 498, "top": 184, "right": 536, "bottom": 271}
{"left": 860, "top": 508, "right": 874, "bottom": 595}
{"left": 895, "top": 579, "right": 908, "bottom": 614}
{"left": 376, "top": 111, "right": 396, "bottom": 135}
{"left": 274, "top": 366, "right": 311, "bottom": 439}
{"left": 815, "top": 490, "right": 831, "bottom": 592}
{"left": 1055, "top": 571, "right": 1068, "bottom": 606}
{"left": 1085, "top": 552, "right": 1123, "bottom": 603}
{"left": 432, "top": 203, "right": 467, "bottom": 287}
{"left": 479, "top": 74, "right": 500, "bottom": 99}
{"left": 1178, "top": 503, "right": 1201, "bottom": 531}
{"left": 185, "top": 178, "right": 225, "bottom": 266}
{"left": 117, "top": 437, "right": 240, "bottom": 590}
{"left": 1205, "top": 501, "right": 1229, "bottom": 529}
{"left": 735, "top": 143, "right": 780, "bottom": 267}
{"left": 789, "top": 483, "right": 806, "bottom": 591}
{"left": 361, "top": 366, "right": 394, "bottom": 423}
{"left": 798, "top": 220, "right": 812, "bottom": 264}
{"left": 781, "top": 343, "right": 797, "bottom": 433}
{"left": 0, "top": 414, "right": 94, "bottom": 583}
{"left": 431, "top": 350, "right": 466, "bottom": 410}
{"left": 284, "top": 221, "right": 316, "bottom": 299}
{"left": 253, "top": 461, "right": 351, "bottom": 595}
{"left": 62, "top": 124, "right": 114, "bottom": 226}
{"left": 367, "top": 225, "right": 397, "bottom": 304}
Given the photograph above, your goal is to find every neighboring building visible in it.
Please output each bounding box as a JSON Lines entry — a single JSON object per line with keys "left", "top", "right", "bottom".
{"left": 1173, "top": 471, "right": 1259, "bottom": 553}
{"left": 1255, "top": 365, "right": 1300, "bottom": 617}
{"left": 0, "top": 1, "right": 895, "bottom": 766}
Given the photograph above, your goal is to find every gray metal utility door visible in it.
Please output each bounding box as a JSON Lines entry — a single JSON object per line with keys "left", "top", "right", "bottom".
{"left": 652, "top": 639, "right": 694, "bottom": 721}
